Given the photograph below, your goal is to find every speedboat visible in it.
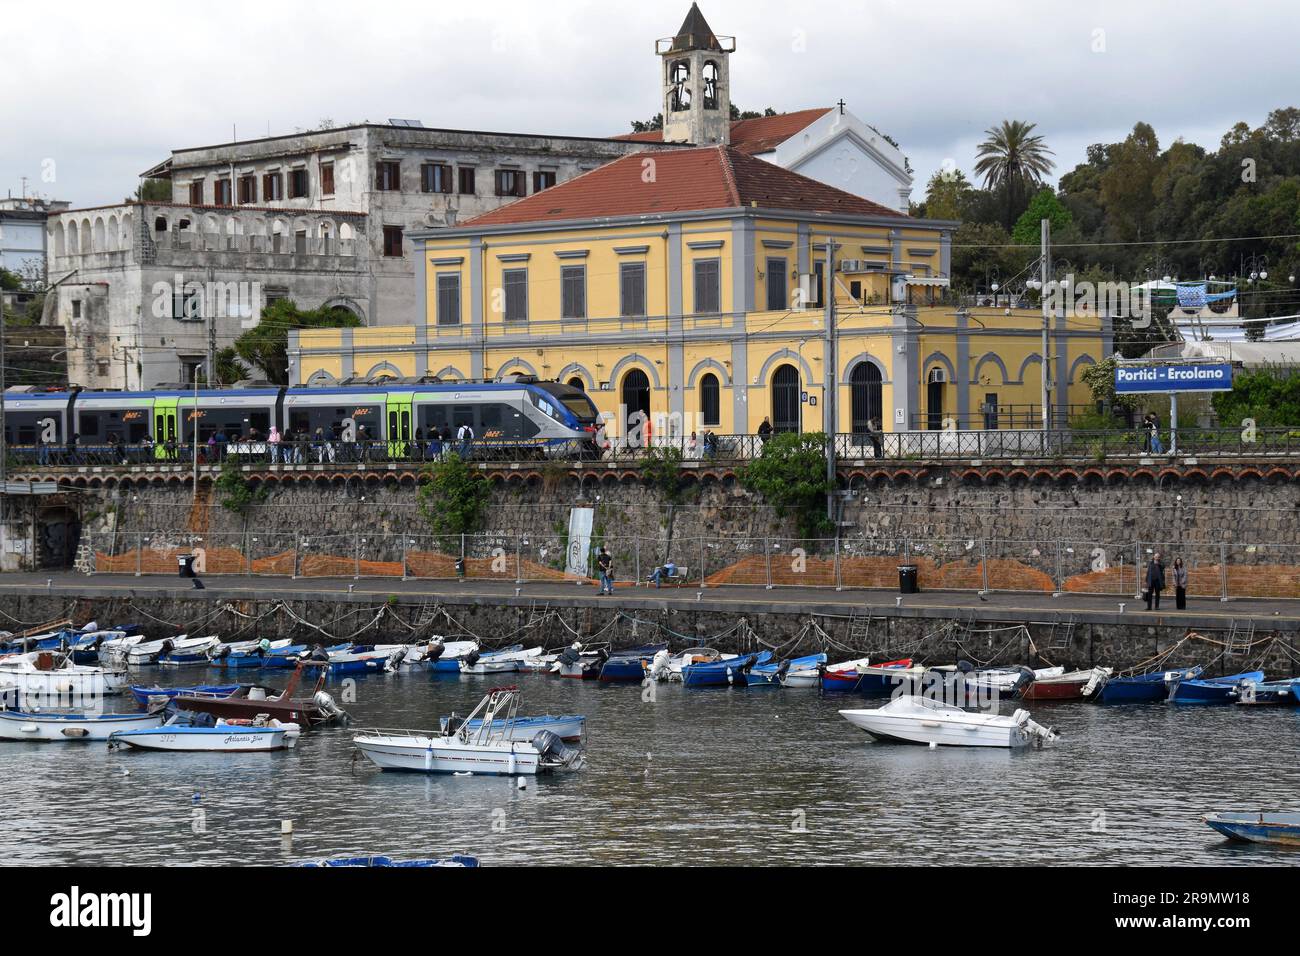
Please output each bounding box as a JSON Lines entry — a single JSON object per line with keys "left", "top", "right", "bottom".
{"left": 820, "top": 659, "right": 923, "bottom": 695}
{"left": 682, "top": 650, "right": 773, "bottom": 687}
{"left": 353, "top": 687, "right": 583, "bottom": 776}
{"left": 0, "top": 708, "right": 166, "bottom": 742}
{"left": 598, "top": 644, "right": 668, "bottom": 682}
{"left": 0, "top": 651, "right": 128, "bottom": 703}
{"left": 1203, "top": 812, "right": 1300, "bottom": 846}
{"left": 438, "top": 713, "right": 585, "bottom": 743}
{"left": 109, "top": 710, "right": 302, "bottom": 752}
{"left": 1098, "top": 665, "right": 1202, "bottom": 703}
{"left": 1021, "top": 667, "right": 1112, "bottom": 701}
{"left": 839, "top": 695, "right": 1058, "bottom": 748}
{"left": 746, "top": 653, "right": 827, "bottom": 687}
{"left": 130, "top": 683, "right": 240, "bottom": 709}
{"left": 1168, "top": 670, "right": 1266, "bottom": 704}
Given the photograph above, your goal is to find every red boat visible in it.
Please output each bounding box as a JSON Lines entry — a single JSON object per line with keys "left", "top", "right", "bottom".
{"left": 173, "top": 663, "right": 345, "bottom": 727}
{"left": 1020, "top": 667, "right": 1112, "bottom": 701}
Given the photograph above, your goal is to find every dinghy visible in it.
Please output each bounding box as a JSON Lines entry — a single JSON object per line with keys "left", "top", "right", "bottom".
{"left": 839, "top": 695, "right": 1058, "bottom": 748}
{"left": 0, "top": 708, "right": 166, "bottom": 742}
{"left": 746, "top": 653, "right": 827, "bottom": 687}
{"left": 0, "top": 651, "right": 128, "bottom": 702}
{"left": 69, "top": 626, "right": 138, "bottom": 664}
{"left": 1168, "top": 670, "right": 1266, "bottom": 704}
{"left": 1098, "top": 665, "right": 1202, "bottom": 703}
{"left": 1021, "top": 667, "right": 1112, "bottom": 701}
{"left": 353, "top": 687, "right": 583, "bottom": 776}
{"left": 655, "top": 647, "right": 733, "bottom": 682}
{"left": 682, "top": 650, "right": 773, "bottom": 687}
{"left": 438, "top": 713, "right": 585, "bottom": 742}
{"left": 108, "top": 710, "right": 302, "bottom": 752}
{"left": 296, "top": 854, "right": 480, "bottom": 868}
{"left": 130, "top": 683, "right": 240, "bottom": 709}
{"left": 598, "top": 644, "right": 669, "bottom": 682}
{"left": 1203, "top": 812, "right": 1300, "bottom": 846}
{"left": 311, "top": 645, "right": 406, "bottom": 676}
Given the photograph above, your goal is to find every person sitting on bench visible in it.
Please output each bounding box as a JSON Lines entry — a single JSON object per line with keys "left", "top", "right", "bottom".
{"left": 649, "top": 560, "right": 678, "bottom": 588}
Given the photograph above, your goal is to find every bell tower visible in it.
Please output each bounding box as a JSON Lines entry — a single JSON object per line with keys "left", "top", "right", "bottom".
{"left": 658, "top": 4, "right": 734, "bottom": 146}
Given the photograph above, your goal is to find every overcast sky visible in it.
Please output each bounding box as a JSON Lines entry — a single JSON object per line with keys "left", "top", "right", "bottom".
{"left": 2, "top": 0, "right": 1295, "bottom": 209}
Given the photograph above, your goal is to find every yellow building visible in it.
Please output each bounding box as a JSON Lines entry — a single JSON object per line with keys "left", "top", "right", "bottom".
{"left": 292, "top": 144, "right": 1109, "bottom": 439}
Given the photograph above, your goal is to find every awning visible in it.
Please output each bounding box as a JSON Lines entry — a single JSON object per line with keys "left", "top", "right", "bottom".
{"left": 904, "top": 275, "right": 950, "bottom": 287}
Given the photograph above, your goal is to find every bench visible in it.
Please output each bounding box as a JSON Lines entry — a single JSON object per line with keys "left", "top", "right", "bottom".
{"left": 650, "top": 566, "right": 690, "bottom": 587}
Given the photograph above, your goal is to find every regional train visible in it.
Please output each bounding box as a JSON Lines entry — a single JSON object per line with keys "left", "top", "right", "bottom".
{"left": 2, "top": 375, "right": 601, "bottom": 458}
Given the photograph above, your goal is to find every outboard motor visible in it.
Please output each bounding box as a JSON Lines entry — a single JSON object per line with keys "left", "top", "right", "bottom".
{"left": 1009, "top": 665, "right": 1036, "bottom": 700}
{"left": 313, "top": 690, "right": 346, "bottom": 722}
{"left": 557, "top": 646, "right": 582, "bottom": 668}
{"left": 425, "top": 640, "right": 446, "bottom": 663}
{"left": 774, "top": 660, "right": 792, "bottom": 684}
{"left": 443, "top": 714, "right": 465, "bottom": 736}
{"left": 157, "top": 639, "right": 175, "bottom": 659}
{"left": 462, "top": 649, "right": 481, "bottom": 668}
{"left": 648, "top": 649, "right": 671, "bottom": 681}
{"left": 530, "top": 730, "right": 583, "bottom": 770}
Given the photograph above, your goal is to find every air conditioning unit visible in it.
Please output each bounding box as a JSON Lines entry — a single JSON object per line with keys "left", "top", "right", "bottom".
{"left": 839, "top": 259, "right": 867, "bottom": 273}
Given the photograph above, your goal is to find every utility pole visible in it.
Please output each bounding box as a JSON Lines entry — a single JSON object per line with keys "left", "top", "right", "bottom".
{"left": 1040, "top": 218, "right": 1052, "bottom": 431}
{"left": 824, "top": 238, "right": 838, "bottom": 522}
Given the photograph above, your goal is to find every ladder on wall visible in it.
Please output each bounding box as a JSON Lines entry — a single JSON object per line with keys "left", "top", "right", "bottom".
{"left": 1224, "top": 619, "right": 1254, "bottom": 659}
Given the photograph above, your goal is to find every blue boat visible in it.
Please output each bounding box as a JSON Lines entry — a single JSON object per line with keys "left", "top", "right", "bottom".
{"left": 437, "top": 713, "right": 585, "bottom": 742}
{"left": 598, "top": 644, "right": 669, "bottom": 682}
{"left": 1204, "top": 812, "right": 1300, "bottom": 846}
{"left": 68, "top": 625, "right": 143, "bottom": 663}
{"left": 130, "top": 684, "right": 241, "bottom": 709}
{"left": 1097, "top": 665, "right": 1202, "bottom": 703}
{"left": 747, "top": 653, "right": 827, "bottom": 686}
{"left": 820, "top": 659, "right": 921, "bottom": 696}
{"left": 261, "top": 644, "right": 315, "bottom": 669}
{"left": 1236, "top": 678, "right": 1299, "bottom": 706}
{"left": 296, "top": 855, "right": 480, "bottom": 867}
{"left": 1169, "top": 670, "right": 1266, "bottom": 704}
{"left": 682, "top": 650, "right": 772, "bottom": 687}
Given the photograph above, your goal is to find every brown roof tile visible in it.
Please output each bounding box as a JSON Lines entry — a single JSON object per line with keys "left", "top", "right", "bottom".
{"left": 613, "top": 107, "right": 832, "bottom": 155}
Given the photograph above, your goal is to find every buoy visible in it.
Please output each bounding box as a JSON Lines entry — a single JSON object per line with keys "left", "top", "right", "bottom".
{"left": 517, "top": 777, "right": 527, "bottom": 790}
{"left": 281, "top": 819, "right": 293, "bottom": 835}
{"left": 928, "top": 742, "right": 937, "bottom": 750}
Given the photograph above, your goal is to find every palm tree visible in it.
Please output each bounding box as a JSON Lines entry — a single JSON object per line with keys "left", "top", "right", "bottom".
{"left": 973, "top": 120, "right": 1055, "bottom": 231}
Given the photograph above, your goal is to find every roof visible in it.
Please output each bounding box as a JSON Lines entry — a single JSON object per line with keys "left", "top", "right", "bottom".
{"left": 614, "top": 108, "right": 832, "bottom": 154}
{"left": 666, "top": 3, "right": 725, "bottom": 53}
{"left": 460, "top": 145, "right": 908, "bottom": 228}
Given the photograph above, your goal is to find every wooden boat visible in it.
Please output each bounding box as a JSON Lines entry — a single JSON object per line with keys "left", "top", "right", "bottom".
{"left": 1203, "top": 812, "right": 1300, "bottom": 846}
{"left": 777, "top": 656, "right": 871, "bottom": 689}
{"left": 1021, "top": 667, "right": 1112, "bottom": 701}
{"left": 109, "top": 711, "right": 301, "bottom": 752}
{"left": 172, "top": 664, "right": 345, "bottom": 728}
{"left": 0, "top": 708, "right": 166, "bottom": 742}
{"left": 840, "top": 695, "right": 1058, "bottom": 748}
{"left": 1235, "top": 678, "right": 1298, "bottom": 706}
{"left": 296, "top": 855, "right": 480, "bottom": 868}
{"left": 1097, "top": 665, "right": 1202, "bottom": 703}
{"left": 820, "top": 659, "right": 922, "bottom": 696}
{"left": 130, "top": 683, "right": 240, "bottom": 709}
{"left": 747, "top": 653, "right": 827, "bottom": 687}
{"left": 0, "top": 651, "right": 128, "bottom": 702}
{"left": 682, "top": 650, "right": 773, "bottom": 687}
{"left": 1168, "top": 670, "right": 1266, "bottom": 704}
{"left": 598, "top": 644, "right": 668, "bottom": 682}
{"left": 438, "top": 713, "right": 585, "bottom": 742}
{"left": 353, "top": 687, "right": 583, "bottom": 776}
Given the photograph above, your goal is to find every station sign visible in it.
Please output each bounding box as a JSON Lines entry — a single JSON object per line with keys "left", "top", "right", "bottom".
{"left": 1114, "top": 363, "right": 1234, "bottom": 394}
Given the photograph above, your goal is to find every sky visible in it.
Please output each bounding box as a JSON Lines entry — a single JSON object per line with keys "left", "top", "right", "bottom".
{"left": 2, "top": 0, "right": 1296, "bottom": 210}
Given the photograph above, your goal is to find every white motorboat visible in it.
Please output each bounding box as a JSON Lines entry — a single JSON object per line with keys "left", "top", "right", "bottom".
{"left": 353, "top": 687, "right": 582, "bottom": 776}
{"left": 0, "top": 708, "right": 166, "bottom": 742}
{"left": 0, "top": 651, "right": 128, "bottom": 703}
{"left": 108, "top": 711, "right": 302, "bottom": 752}
{"left": 101, "top": 633, "right": 204, "bottom": 667}
{"left": 158, "top": 636, "right": 222, "bottom": 665}
{"left": 459, "top": 645, "right": 542, "bottom": 675}
{"left": 839, "top": 695, "right": 1058, "bottom": 749}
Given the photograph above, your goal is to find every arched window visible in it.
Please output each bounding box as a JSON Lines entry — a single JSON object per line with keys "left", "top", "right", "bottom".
{"left": 772, "top": 364, "right": 800, "bottom": 433}
{"left": 700, "top": 372, "right": 720, "bottom": 426}
{"left": 850, "top": 363, "right": 883, "bottom": 437}
{"left": 567, "top": 377, "right": 585, "bottom": 391}
{"left": 669, "top": 60, "right": 691, "bottom": 111}
{"left": 621, "top": 368, "right": 651, "bottom": 447}
{"left": 702, "top": 61, "right": 720, "bottom": 110}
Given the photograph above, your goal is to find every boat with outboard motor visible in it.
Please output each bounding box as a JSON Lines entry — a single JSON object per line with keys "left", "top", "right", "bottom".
{"left": 1098, "top": 665, "right": 1202, "bottom": 703}
{"left": 108, "top": 710, "right": 302, "bottom": 752}
{"left": 0, "top": 651, "right": 127, "bottom": 701}
{"left": 839, "top": 695, "right": 1058, "bottom": 748}
{"left": 1203, "top": 812, "right": 1300, "bottom": 846}
{"left": 746, "top": 653, "right": 828, "bottom": 687}
{"left": 1020, "top": 667, "right": 1112, "bottom": 701}
{"left": 682, "top": 650, "right": 773, "bottom": 687}
{"left": 459, "top": 645, "right": 542, "bottom": 675}
{"left": 353, "top": 686, "right": 583, "bottom": 776}
{"left": 1235, "top": 677, "right": 1298, "bottom": 706}
{"left": 438, "top": 712, "right": 585, "bottom": 742}
{"left": 598, "top": 644, "right": 668, "bottom": 682}
{"left": 820, "top": 659, "right": 923, "bottom": 695}
{"left": 552, "top": 642, "right": 610, "bottom": 679}
{"left": 130, "top": 683, "right": 240, "bottom": 709}
{"left": 1168, "top": 670, "right": 1266, "bottom": 704}
{"left": 171, "top": 663, "right": 345, "bottom": 728}
{"left": 0, "top": 708, "right": 167, "bottom": 742}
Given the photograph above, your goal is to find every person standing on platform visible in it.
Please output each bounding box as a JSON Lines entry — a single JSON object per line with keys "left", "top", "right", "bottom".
{"left": 596, "top": 546, "right": 614, "bottom": 595}
{"left": 1172, "top": 557, "right": 1188, "bottom": 610}
{"left": 1144, "top": 552, "right": 1166, "bottom": 610}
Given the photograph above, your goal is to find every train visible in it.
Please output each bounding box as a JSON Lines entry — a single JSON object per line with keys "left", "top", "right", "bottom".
{"left": 1, "top": 375, "right": 601, "bottom": 459}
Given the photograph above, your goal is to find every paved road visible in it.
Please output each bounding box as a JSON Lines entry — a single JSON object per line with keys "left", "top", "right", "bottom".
{"left": 2, "top": 572, "right": 1298, "bottom": 629}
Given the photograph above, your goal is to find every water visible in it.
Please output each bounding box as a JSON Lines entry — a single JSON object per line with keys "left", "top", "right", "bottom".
{"left": 2, "top": 667, "right": 1298, "bottom": 866}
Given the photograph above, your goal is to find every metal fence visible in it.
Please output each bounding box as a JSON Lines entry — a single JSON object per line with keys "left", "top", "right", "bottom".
{"left": 10, "top": 427, "right": 1300, "bottom": 472}
{"left": 76, "top": 530, "right": 1300, "bottom": 602}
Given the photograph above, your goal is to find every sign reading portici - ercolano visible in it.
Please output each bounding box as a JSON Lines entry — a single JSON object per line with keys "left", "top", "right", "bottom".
{"left": 1114, "top": 363, "right": 1234, "bottom": 393}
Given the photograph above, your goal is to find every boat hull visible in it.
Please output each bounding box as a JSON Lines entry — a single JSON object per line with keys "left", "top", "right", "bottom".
{"left": 130, "top": 684, "right": 240, "bottom": 708}
{"left": 839, "top": 703, "right": 1044, "bottom": 749}
{"left": 174, "top": 694, "right": 326, "bottom": 727}
{"left": 0, "top": 710, "right": 165, "bottom": 742}
{"left": 1204, "top": 812, "right": 1300, "bottom": 846}
{"left": 1098, "top": 667, "right": 1202, "bottom": 704}
{"left": 1169, "top": 671, "right": 1266, "bottom": 705}
{"left": 354, "top": 735, "right": 542, "bottom": 775}
{"left": 109, "top": 725, "right": 297, "bottom": 751}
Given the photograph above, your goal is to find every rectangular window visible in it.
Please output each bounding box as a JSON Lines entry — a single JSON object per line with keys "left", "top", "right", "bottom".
{"left": 458, "top": 167, "right": 476, "bottom": 195}
{"left": 533, "top": 170, "right": 557, "bottom": 192}
{"left": 238, "top": 175, "right": 256, "bottom": 205}
{"left": 213, "top": 179, "right": 232, "bottom": 206}
{"left": 503, "top": 269, "right": 528, "bottom": 323}
{"left": 421, "top": 163, "right": 453, "bottom": 194}
{"left": 561, "top": 265, "right": 586, "bottom": 319}
{"left": 693, "top": 258, "right": 721, "bottom": 314}
{"left": 262, "top": 172, "right": 283, "bottom": 202}
{"left": 320, "top": 162, "right": 335, "bottom": 196}
{"left": 436, "top": 274, "right": 461, "bottom": 326}
{"left": 188, "top": 181, "right": 204, "bottom": 205}
{"left": 808, "top": 261, "right": 825, "bottom": 308}
{"left": 766, "top": 258, "right": 788, "bottom": 311}
{"left": 289, "top": 168, "right": 309, "bottom": 198}
{"left": 495, "top": 169, "right": 526, "bottom": 197}
{"left": 382, "top": 225, "right": 404, "bottom": 258}
{"left": 620, "top": 262, "right": 646, "bottom": 317}
{"left": 376, "top": 160, "right": 401, "bottom": 191}
{"left": 983, "top": 393, "right": 999, "bottom": 430}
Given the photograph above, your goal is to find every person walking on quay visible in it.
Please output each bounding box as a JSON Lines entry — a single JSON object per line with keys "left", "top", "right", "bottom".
{"left": 457, "top": 421, "right": 474, "bottom": 459}
{"left": 1144, "top": 552, "right": 1166, "bottom": 610}
{"left": 1172, "top": 557, "right": 1189, "bottom": 610}
{"left": 757, "top": 416, "right": 773, "bottom": 448}
{"left": 596, "top": 546, "right": 614, "bottom": 595}
{"left": 1144, "top": 412, "right": 1164, "bottom": 454}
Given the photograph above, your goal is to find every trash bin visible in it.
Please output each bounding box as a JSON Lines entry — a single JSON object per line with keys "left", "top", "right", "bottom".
{"left": 897, "top": 565, "right": 919, "bottom": 594}
{"left": 178, "top": 554, "right": 195, "bottom": 578}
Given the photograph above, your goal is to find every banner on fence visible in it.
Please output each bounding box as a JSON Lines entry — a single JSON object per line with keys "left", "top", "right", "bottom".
{"left": 565, "top": 508, "right": 594, "bottom": 577}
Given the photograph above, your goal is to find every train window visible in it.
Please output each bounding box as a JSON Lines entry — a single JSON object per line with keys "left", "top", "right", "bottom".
{"left": 480, "top": 404, "right": 503, "bottom": 430}
{"left": 400, "top": 410, "right": 410, "bottom": 439}
{"left": 452, "top": 405, "right": 475, "bottom": 429}
{"left": 419, "top": 405, "right": 448, "bottom": 435}
{"left": 78, "top": 413, "right": 98, "bottom": 438}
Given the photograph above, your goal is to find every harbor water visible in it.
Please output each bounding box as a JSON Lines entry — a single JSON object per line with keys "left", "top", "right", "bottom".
{"left": 2, "top": 667, "right": 1297, "bottom": 866}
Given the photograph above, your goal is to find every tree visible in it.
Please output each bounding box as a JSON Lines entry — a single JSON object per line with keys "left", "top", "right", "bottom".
{"left": 1212, "top": 371, "right": 1300, "bottom": 428}
{"left": 1012, "top": 188, "right": 1073, "bottom": 246}
{"left": 0, "top": 268, "right": 21, "bottom": 292}
{"left": 1099, "top": 122, "right": 1161, "bottom": 241}
{"left": 731, "top": 105, "right": 777, "bottom": 120}
{"left": 129, "top": 178, "right": 172, "bottom": 203}
{"left": 417, "top": 453, "right": 492, "bottom": 541}
{"left": 919, "top": 169, "right": 974, "bottom": 220}
{"left": 739, "top": 432, "right": 834, "bottom": 538}
{"left": 630, "top": 114, "right": 663, "bottom": 133}
{"left": 232, "top": 298, "right": 361, "bottom": 385}
{"left": 213, "top": 347, "right": 251, "bottom": 385}
{"left": 973, "top": 120, "right": 1056, "bottom": 231}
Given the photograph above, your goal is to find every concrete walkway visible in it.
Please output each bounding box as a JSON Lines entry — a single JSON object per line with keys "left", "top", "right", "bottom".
{"left": 2, "top": 572, "right": 1298, "bottom": 630}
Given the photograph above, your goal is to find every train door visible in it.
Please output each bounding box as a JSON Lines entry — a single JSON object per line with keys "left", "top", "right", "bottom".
{"left": 153, "top": 398, "right": 178, "bottom": 460}
{"left": 386, "top": 394, "right": 413, "bottom": 458}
